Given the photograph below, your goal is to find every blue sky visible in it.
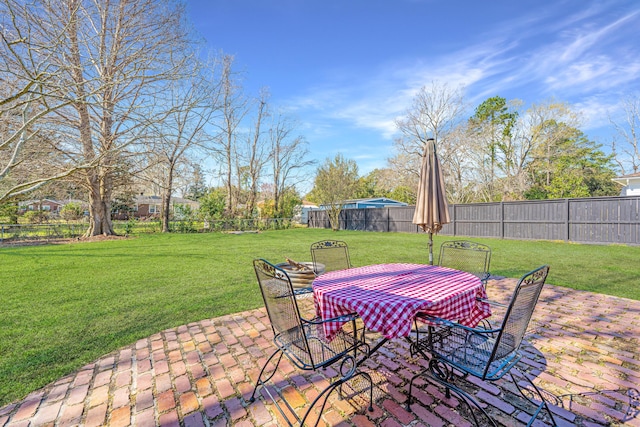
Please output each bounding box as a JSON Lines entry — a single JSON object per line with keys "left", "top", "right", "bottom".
{"left": 186, "top": 0, "right": 640, "bottom": 177}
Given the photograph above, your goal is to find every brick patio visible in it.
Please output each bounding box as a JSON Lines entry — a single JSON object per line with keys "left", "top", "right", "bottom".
{"left": 1, "top": 277, "right": 639, "bottom": 426}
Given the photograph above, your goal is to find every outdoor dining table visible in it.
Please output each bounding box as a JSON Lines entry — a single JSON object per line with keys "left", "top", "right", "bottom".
{"left": 312, "top": 263, "right": 491, "bottom": 356}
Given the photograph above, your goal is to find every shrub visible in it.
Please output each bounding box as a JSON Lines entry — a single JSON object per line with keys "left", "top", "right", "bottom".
{"left": 173, "top": 203, "right": 194, "bottom": 221}
{"left": 0, "top": 203, "right": 19, "bottom": 224}
{"left": 198, "top": 189, "right": 226, "bottom": 221}
{"left": 123, "top": 218, "right": 137, "bottom": 235}
{"left": 60, "top": 202, "right": 84, "bottom": 221}
{"left": 24, "top": 210, "right": 49, "bottom": 224}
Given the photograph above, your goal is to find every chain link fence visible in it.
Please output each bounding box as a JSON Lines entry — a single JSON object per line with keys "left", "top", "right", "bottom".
{"left": 0, "top": 218, "right": 294, "bottom": 245}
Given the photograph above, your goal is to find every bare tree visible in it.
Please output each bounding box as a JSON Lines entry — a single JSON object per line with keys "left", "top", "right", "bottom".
{"left": 524, "top": 101, "right": 581, "bottom": 187}
{"left": 240, "top": 88, "right": 270, "bottom": 217}
{"left": 438, "top": 123, "right": 479, "bottom": 203}
{"left": 146, "top": 69, "right": 219, "bottom": 232}
{"left": 0, "top": 0, "right": 90, "bottom": 202}
{"left": 610, "top": 95, "right": 640, "bottom": 174}
{"left": 38, "top": 0, "right": 195, "bottom": 236}
{"left": 210, "top": 55, "right": 248, "bottom": 217}
{"left": 269, "top": 112, "right": 314, "bottom": 217}
{"left": 391, "top": 81, "right": 466, "bottom": 201}
{"left": 395, "top": 81, "right": 466, "bottom": 156}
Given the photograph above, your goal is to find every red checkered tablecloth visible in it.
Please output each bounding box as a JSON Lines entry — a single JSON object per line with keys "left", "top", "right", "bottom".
{"left": 313, "top": 263, "right": 491, "bottom": 341}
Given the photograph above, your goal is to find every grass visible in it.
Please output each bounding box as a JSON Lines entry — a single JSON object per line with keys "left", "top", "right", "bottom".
{"left": 1, "top": 228, "right": 639, "bottom": 406}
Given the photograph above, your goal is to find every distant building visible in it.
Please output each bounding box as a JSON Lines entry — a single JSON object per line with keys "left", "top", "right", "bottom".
{"left": 319, "top": 198, "right": 408, "bottom": 210}
{"left": 18, "top": 199, "right": 88, "bottom": 217}
{"left": 298, "top": 200, "right": 318, "bottom": 224}
{"left": 18, "top": 199, "right": 65, "bottom": 214}
{"left": 612, "top": 172, "right": 640, "bottom": 196}
{"left": 134, "top": 195, "right": 199, "bottom": 218}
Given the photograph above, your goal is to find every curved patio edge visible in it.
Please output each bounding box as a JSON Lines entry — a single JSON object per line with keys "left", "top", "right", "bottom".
{"left": 1, "top": 279, "right": 639, "bottom": 426}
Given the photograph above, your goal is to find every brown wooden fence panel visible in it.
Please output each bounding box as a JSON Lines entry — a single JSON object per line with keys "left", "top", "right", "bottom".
{"left": 344, "top": 209, "right": 366, "bottom": 231}
{"left": 388, "top": 206, "right": 417, "bottom": 233}
{"left": 307, "top": 196, "right": 640, "bottom": 245}
{"left": 503, "top": 199, "right": 567, "bottom": 241}
{"left": 365, "top": 208, "right": 390, "bottom": 232}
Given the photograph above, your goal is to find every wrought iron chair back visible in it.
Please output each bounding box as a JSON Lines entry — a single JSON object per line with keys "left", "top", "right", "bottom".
{"left": 253, "top": 259, "right": 311, "bottom": 362}
{"left": 438, "top": 240, "right": 491, "bottom": 286}
{"left": 490, "top": 266, "right": 547, "bottom": 364}
{"left": 408, "top": 265, "right": 556, "bottom": 427}
{"left": 310, "top": 240, "right": 351, "bottom": 275}
{"left": 250, "top": 259, "right": 373, "bottom": 426}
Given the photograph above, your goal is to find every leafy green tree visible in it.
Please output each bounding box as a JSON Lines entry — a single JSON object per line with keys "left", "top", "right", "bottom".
{"left": 308, "top": 154, "right": 359, "bottom": 231}
{"left": 354, "top": 170, "right": 389, "bottom": 199}
{"left": 278, "top": 188, "right": 302, "bottom": 218}
{"left": 388, "top": 185, "right": 416, "bottom": 204}
{"left": 260, "top": 188, "right": 301, "bottom": 219}
{"left": 259, "top": 199, "right": 277, "bottom": 219}
{"left": 352, "top": 169, "right": 418, "bottom": 204}
{"left": 111, "top": 194, "right": 135, "bottom": 219}
{"left": 469, "top": 96, "right": 519, "bottom": 200}
{"left": 526, "top": 130, "right": 618, "bottom": 199}
{"left": 185, "top": 164, "right": 209, "bottom": 201}
{"left": 198, "top": 188, "right": 227, "bottom": 220}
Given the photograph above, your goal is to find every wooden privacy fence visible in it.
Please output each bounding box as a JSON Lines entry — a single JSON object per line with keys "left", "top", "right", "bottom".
{"left": 308, "top": 196, "right": 640, "bottom": 245}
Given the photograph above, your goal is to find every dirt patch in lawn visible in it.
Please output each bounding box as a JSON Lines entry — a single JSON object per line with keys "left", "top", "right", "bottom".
{"left": 1, "top": 234, "right": 132, "bottom": 247}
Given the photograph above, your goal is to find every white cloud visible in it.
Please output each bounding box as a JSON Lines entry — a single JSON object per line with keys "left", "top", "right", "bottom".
{"left": 574, "top": 96, "right": 626, "bottom": 131}
{"left": 282, "top": 1, "right": 640, "bottom": 152}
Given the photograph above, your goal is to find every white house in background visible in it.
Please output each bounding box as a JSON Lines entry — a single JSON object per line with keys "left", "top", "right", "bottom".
{"left": 297, "top": 200, "right": 318, "bottom": 224}
{"left": 612, "top": 172, "right": 640, "bottom": 196}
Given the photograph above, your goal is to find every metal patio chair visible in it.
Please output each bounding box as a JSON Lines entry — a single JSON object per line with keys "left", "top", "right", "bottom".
{"left": 249, "top": 259, "right": 373, "bottom": 426}
{"left": 438, "top": 240, "right": 491, "bottom": 287}
{"left": 289, "top": 240, "right": 352, "bottom": 298}
{"left": 310, "top": 240, "right": 351, "bottom": 276}
{"left": 408, "top": 265, "right": 557, "bottom": 427}
{"left": 414, "top": 240, "right": 492, "bottom": 341}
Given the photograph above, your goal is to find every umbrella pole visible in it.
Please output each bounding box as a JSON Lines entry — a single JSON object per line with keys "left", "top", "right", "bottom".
{"left": 428, "top": 232, "right": 434, "bottom": 265}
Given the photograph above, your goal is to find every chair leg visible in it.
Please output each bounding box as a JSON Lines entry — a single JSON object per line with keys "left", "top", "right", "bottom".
{"left": 249, "top": 348, "right": 284, "bottom": 403}
{"left": 337, "top": 356, "right": 374, "bottom": 411}
{"left": 407, "top": 366, "right": 429, "bottom": 411}
{"left": 408, "top": 358, "right": 498, "bottom": 427}
{"left": 509, "top": 368, "right": 558, "bottom": 427}
{"left": 301, "top": 361, "right": 374, "bottom": 427}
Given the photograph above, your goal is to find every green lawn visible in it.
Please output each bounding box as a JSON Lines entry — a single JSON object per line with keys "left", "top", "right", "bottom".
{"left": 1, "top": 228, "right": 639, "bottom": 406}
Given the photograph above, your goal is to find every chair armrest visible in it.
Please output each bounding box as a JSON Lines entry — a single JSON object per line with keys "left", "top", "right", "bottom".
{"left": 302, "top": 312, "right": 359, "bottom": 325}
{"left": 477, "top": 297, "right": 508, "bottom": 308}
{"left": 419, "top": 314, "right": 502, "bottom": 335}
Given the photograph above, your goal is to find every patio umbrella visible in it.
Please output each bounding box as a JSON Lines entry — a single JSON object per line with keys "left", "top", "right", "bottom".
{"left": 412, "top": 138, "right": 450, "bottom": 265}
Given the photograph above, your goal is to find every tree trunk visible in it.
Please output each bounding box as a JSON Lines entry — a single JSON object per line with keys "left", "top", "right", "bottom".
{"left": 161, "top": 166, "right": 174, "bottom": 232}
{"left": 328, "top": 205, "right": 341, "bottom": 231}
{"left": 85, "top": 171, "right": 115, "bottom": 236}
{"left": 86, "top": 197, "right": 115, "bottom": 235}
{"left": 67, "top": 0, "right": 114, "bottom": 237}
{"left": 162, "top": 191, "right": 171, "bottom": 232}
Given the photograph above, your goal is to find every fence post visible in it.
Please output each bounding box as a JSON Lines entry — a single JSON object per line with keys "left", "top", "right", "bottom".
{"left": 451, "top": 203, "right": 456, "bottom": 237}
{"left": 565, "top": 198, "right": 570, "bottom": 242}
{"left": 500, "top": 202, "right": 505, "bottom": 239}
{"left": 387, "top": 207, "right": 390, "bottom": 232}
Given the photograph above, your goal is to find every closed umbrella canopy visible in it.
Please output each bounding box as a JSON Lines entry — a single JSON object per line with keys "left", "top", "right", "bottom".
{"left": 412, "top": 138, "right": 450, "bottom": 264}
